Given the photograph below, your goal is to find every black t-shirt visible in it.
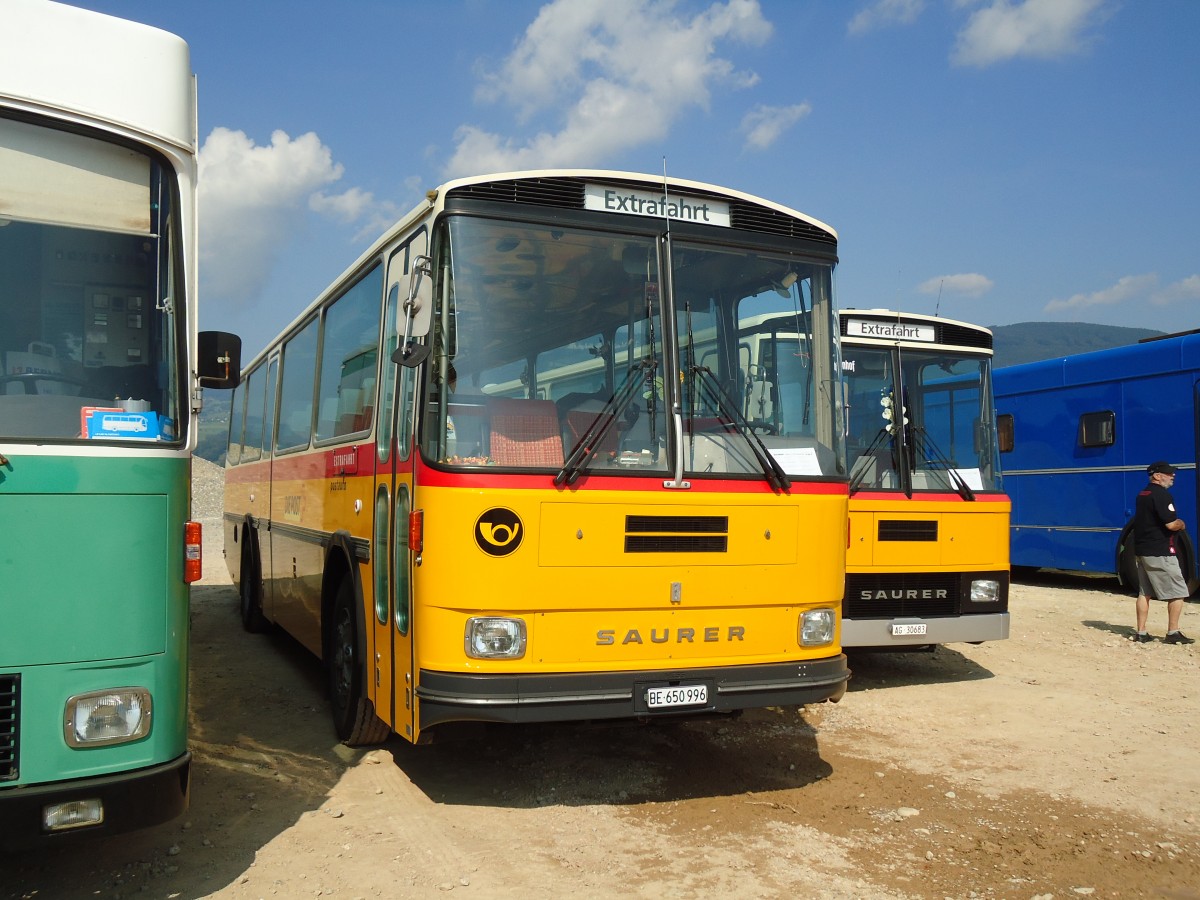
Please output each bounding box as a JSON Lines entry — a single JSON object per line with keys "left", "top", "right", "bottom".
{"left": 1133, "top": 481, "right": 1178, "bottom": 557}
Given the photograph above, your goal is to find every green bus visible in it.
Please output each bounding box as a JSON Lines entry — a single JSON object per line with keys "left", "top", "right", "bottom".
{"left": 0, "top": 0, "right": 238, "bottom": 846}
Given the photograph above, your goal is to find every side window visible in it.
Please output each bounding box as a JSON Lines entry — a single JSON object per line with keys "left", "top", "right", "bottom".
{"left": 316, "top": 264, "right": 384, "bottom": 442}
{"left": 1078, "top": 410, "right": 1114, "bottom": 448}
{"left": 275, "top": 318, "right": 319, "bottom": 452}
{"left": 240, "top": 368, "right": 262, "bottom": 463}
{"left": 997, "top": 413, "right": 1014, "bottom": 453}
{"left": 262, "top": 359, "right": 279, "bottom": 456}
{"left": 226, "top": 376, "right": 246, "bottom": 466}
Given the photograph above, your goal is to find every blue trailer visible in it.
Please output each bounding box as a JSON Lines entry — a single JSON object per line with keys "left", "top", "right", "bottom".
{"left": 992, "top": 330, "right": 1200, "bottom": 592}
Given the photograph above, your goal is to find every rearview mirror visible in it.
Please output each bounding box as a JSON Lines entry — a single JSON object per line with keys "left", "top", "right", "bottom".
{"left": 390, "top": 254, "right": 434, "bottom": 368}
{"left": 197, "top": 331, "right": 241, "bottom": 389}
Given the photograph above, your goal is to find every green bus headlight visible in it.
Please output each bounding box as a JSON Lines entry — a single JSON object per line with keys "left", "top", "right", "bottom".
{"left": 64, "top": 688, "right": 152, "bottom": 747}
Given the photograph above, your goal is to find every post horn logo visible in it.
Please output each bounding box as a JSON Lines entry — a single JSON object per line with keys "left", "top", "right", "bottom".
{"left": 475, "top": 507, "right": 523, "bottom": 557}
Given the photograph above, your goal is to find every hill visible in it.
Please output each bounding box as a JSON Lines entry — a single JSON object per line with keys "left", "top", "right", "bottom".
{"left": 989, "top": 321, "right": 1163, "bottom": 368}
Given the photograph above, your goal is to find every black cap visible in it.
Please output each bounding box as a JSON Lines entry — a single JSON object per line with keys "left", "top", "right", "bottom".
{"left": 1147, "top": 461, "right": 1177, "bottom": 476}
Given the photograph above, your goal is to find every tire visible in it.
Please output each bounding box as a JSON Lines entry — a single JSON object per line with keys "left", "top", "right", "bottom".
{"left": 1119, "top": 523, "right": 1198, "bottom": 597}
{"left": 1116, "top": 522, "right": 1140, "bottom": 596}
{"left": 328, "top": 577, "right": 390, "bottom": 746}
{"left": 1176, "top": 530, "right": 1200, "bottom": 597}
{"left": 239, "top": 536, "right": 269, "bottom": 633}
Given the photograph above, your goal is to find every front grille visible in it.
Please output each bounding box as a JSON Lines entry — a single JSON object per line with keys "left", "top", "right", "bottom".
{"left": 0, "top": 674, "right": 18, "bottom": 783}
{"left": 446, "top": 177, "right": 584, "bottom": 210}
{"left": 626, "top": 515, "right": 728, "bottom": 533}
{"left": 445, "top": 177, "right": 837, "bottom": 245}
{"left": 844, "top": 573, "right": 959, "bottom": 619}
{"left": 625, "top": 535, "right": 728, "bottom": 553}
{"left": 624, "top": 514, "right": 729, "bottom": 553}
{"left": 878, "top": 520, "right": 938, "bottom": 541}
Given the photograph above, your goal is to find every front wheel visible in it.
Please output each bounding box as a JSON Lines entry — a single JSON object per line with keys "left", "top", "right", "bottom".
{"left": 328, "top": 577, "right": 390, "bottom": 746}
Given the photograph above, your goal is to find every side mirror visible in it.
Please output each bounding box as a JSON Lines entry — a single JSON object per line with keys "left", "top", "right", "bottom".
{"left": 197, "top": 331, "right": 241, "bottom": 389}
{"left": 390, "top": 255, "right": 434, "bottom": 368}
{"left": 407, "top": 255, "right": 433, "bottom": 338}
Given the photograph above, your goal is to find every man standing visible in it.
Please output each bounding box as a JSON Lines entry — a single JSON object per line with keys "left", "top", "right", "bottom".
{"left": 1132, "top": 461, "right": 1194, "bottom": 644}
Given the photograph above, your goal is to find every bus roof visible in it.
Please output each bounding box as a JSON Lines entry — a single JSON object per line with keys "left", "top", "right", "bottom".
{"left": 839, "top": 308, "right": 994, "bottom": 354}
{"left": 241, "top": 169, "right": 838, "bottom": 370}
{"left": 0, "top": 0, "right": 195, "bottom": 151}
{"left": 994, "top": 330, "right": 1200, "bottom": 394}
{"left": 435, "top": 169, "right": 838, "bottom": 240}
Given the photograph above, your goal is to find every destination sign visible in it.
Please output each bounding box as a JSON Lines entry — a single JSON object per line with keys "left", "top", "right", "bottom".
{"left": 584, "top": 184, "right": 731, "bottom": 227}
{"left": 845, "top": 319, "right": 936, "bottom": 343}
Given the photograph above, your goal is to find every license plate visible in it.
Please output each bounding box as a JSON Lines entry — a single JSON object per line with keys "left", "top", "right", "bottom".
{"left": 891, "top": 622, "right": 927, "bottom": 636}
{"left": 645, "top": 684, "right": 708, "bottom": 709}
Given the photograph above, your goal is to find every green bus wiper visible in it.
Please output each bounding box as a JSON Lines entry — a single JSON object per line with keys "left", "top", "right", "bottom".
{"left": 555, "top": 358, "right": 656, "bottom": 486}
{"left": 689, "top": 365, "right": 790, "bottom": 492}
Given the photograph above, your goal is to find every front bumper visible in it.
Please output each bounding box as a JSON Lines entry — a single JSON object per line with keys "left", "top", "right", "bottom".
{"left": 0, "top": 753, "right": 190, "bottom": 850}
{"left": 417, "top": 656, "right": 849, "bottom": 730}
{"left": 841, "top": 612, "right": 1010, "bottom": 649}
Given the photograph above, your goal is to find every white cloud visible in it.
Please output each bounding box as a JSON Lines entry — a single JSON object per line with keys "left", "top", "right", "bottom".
{"left": 198, "top": 127, "right": 352, "bottom": 303}
{"left": 740, "top": 102, "right": 812, "bottom": 151}
{"left": 198, "top": 128, "right": 414, "bottom": 310}
{"left": 847, "top": 0, "right": 926, "bottom": 36}
{"left": 1043, "top": 273, "right": 1157, "bottom": 313}
{"left": 952, "top": 0, "right": 1109, "bottom": 68}
{"left": 917, "top": 273, "right": 995, "bottom": 298}
{"left": 445, "top": 0, "right": 774, "bottom": 177}
{"left": 309, "top": 186, "right": 375, "bottom": 224}
{"left": 1150, "top": 274, "right": 1200, "bottom": 308}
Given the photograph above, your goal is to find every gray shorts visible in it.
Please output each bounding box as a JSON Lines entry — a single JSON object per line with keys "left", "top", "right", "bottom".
{"left": 1136, "top": 555, "right": 1189, "bottom": 601}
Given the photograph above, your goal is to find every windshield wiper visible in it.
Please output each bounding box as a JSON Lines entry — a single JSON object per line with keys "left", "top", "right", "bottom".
{"left": 909, "top": 427, "right": 975, "bottom": 501}
{"left": 555, "top": 358, "right": 656, "bottom": 486}
{"left": 848, "top": 427, "right": 893, "bottom": 496}
{"left": 689, "top": 365, "right": 790, "bottom": 492}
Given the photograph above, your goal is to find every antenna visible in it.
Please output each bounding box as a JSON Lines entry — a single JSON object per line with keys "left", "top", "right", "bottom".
{"left": 934, "top": 278, "right": 944, "bottom": 317}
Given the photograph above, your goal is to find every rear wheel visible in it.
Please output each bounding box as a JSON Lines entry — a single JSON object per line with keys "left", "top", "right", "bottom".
{"left": 1177, "top": 531, "right": 1199, "bottom": 597}
{"left": 1117, "top": 522, "right": 1140, "bottom": 595}
{"left": 328, "top": 577, "right": 390, "bottom": 746}
{"left": 1118, "top": 524, "right": 1198, "bottom": 597}
{"left": 239, "top": 537, "right": 269, "bottom": 633}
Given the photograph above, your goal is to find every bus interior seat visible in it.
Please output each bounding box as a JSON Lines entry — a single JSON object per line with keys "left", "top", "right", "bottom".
{"left": 557, "top": 392, "right": 619, "bottom": 459}
{"left": 488, "top": 397, "right": 564, "bottom": 466}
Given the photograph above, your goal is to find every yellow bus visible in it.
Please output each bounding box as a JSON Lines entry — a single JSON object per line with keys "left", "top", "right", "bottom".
{"left": 840, "top": 309, "right": 1009, "bottom": 649}
{"left": 224, "top": 170, "right": 849, "bottom": 744}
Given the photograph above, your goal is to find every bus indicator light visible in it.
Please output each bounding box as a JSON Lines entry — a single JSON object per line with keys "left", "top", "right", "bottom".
{"left": 184, "top": 521, "right": 202, "bottom": 583}
{"left": 409, "top": 509, "right": 424, "bottom": 554}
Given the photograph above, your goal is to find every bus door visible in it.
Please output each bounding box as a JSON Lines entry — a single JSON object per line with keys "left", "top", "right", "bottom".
{"left": 370, "top": 237, "right": 422, "bottom": 739}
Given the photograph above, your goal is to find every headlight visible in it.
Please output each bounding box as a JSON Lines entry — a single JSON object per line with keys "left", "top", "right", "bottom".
{"left": 64, "top": 688, "right": 152, "bottom": 747}
{"left": 800, "top": 608, "right": 835, "bottom": 646}
{"left": 969, "top": 579, "right": 1001, "bottom": 604}
{"left": 465, "top": 617, "right": 527, "bottom": 659}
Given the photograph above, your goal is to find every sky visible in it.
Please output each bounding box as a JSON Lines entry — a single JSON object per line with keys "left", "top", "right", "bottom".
{"left": 62, "top": 0, "right": 1200, "bottom": 355}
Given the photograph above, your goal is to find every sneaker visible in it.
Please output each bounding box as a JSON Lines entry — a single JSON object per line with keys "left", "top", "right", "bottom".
{"left": 1133, "top": 632, "right": 1154, "bottom": 643}
{"left": 1165, "top": 631, "right": 1195, "bottom": 645}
